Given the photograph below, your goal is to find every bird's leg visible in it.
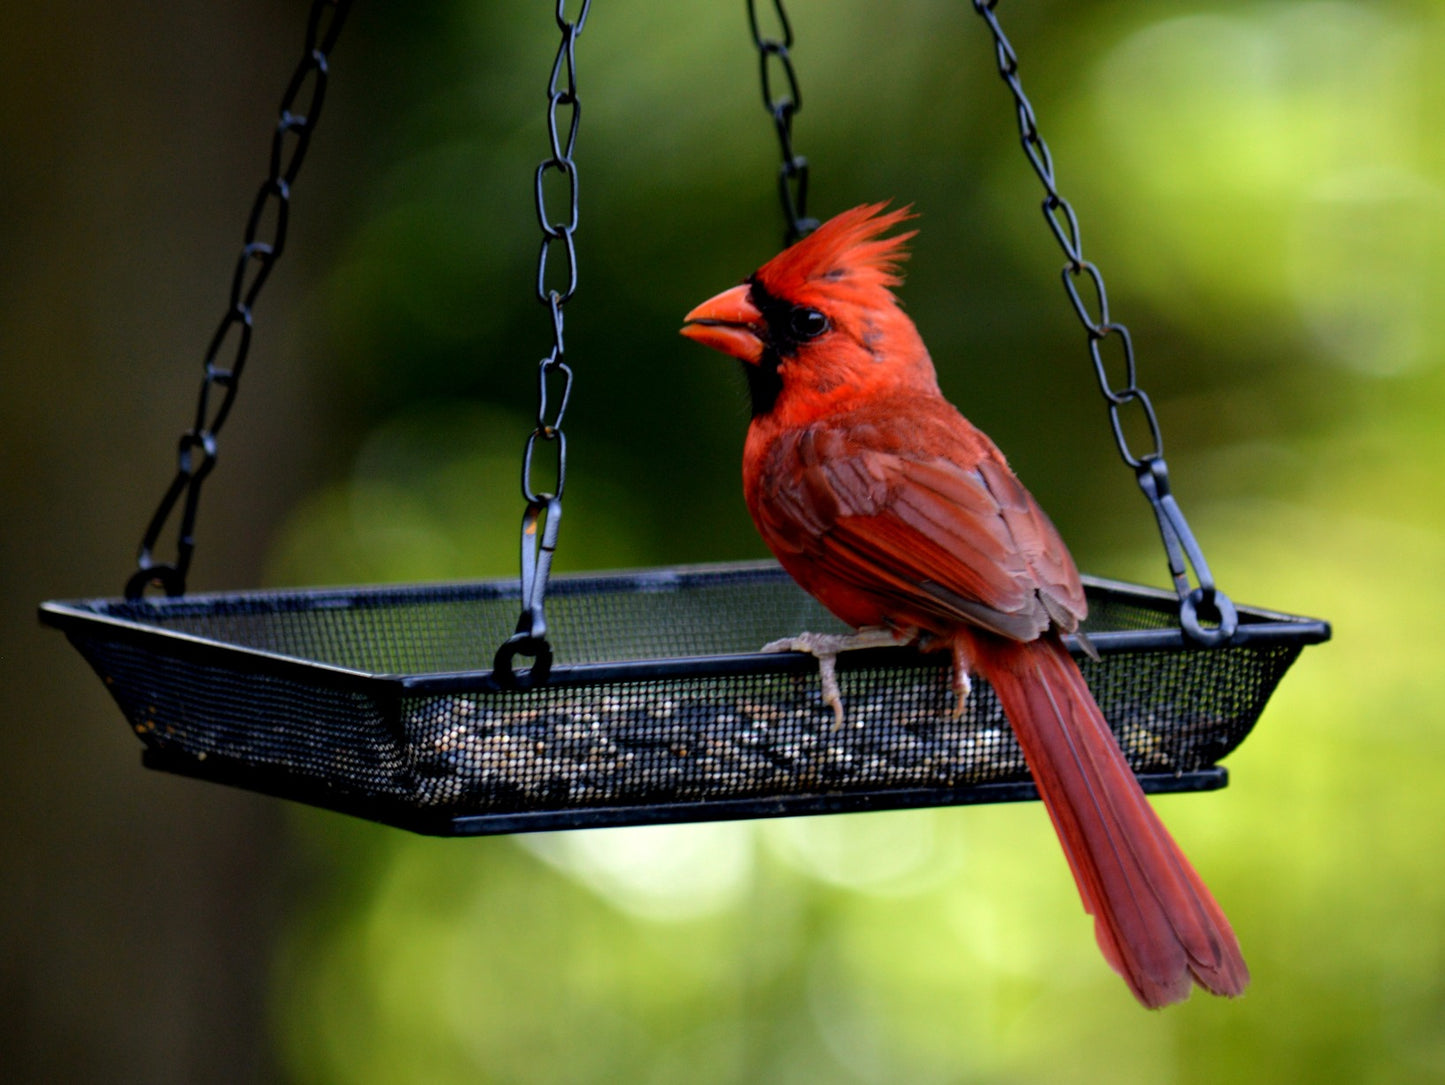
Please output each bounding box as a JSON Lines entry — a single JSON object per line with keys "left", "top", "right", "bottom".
{"left": 761, "top": 627, "right": 906, "bottom": 728}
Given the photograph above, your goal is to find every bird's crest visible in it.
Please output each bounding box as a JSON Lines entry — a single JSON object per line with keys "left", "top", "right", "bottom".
{"left": 754, "top": 202, "right": 916, "bottom": 304}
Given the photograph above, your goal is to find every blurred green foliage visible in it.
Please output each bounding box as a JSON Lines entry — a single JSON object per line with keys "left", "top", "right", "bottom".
{"left": 52, "top": 0, "right": 1445, "bottom": 1080}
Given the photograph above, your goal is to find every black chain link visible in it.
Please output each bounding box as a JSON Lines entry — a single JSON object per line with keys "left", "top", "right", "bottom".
{"left": 494, "top": 0, "right": 592, "bottom": 690}
{"left": 970, "top": 1, "right": 1237, "bottom": 644}
{"left": 125, "top": 0, "right": 352, "bottom": 601}
{"left": 748, "top": 0, "right": 817, "bottom": 244}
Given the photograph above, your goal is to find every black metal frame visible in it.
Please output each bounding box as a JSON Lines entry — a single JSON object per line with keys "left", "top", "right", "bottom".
{"left": 40, "top": 566, "right": 1330, "bottom": 694}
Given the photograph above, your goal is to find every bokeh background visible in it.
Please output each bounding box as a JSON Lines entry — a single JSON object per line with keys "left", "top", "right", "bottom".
{"left": 4, "top": 0, "right": 1441, "bottom": 1080}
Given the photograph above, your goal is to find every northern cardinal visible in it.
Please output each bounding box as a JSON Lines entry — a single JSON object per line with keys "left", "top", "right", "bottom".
{"left": 680, "top": 203, "right": 1247, "bottom": 1008}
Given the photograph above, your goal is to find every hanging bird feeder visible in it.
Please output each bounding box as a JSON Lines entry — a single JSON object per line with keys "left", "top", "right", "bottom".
{"left": 40, "top": 0, "right": 1328, "bottom": 837}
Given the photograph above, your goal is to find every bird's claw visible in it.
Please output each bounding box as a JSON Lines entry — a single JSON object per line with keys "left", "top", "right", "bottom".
{"left": 949, "top": 639, "right": 974, "bottom": 719}
{"left": 951, "top": 669, "right": 972, "bottom": 719}
{"left": 763, "top": 634, "right": 846, "bottom": 728}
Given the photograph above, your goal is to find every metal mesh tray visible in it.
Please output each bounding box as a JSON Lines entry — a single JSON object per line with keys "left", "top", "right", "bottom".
{"left": 40, "top": 561, "right": 1329, "bottom": 835}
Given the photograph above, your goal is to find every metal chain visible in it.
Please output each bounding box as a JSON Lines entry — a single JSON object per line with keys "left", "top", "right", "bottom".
{"left": 125, "top": 0, "right": 352, "bottom": 601}
{"left": 969, "top": 0, "right": 1237, "bottom": 644}
{"left": 493, "top": 0, "right": 592, "bottom": 689}
{"left": 748, "top": 0, "right": 818, "bottom": 244}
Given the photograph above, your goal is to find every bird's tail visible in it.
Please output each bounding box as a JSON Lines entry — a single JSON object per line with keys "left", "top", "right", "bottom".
{"left": 972, "top": 632, "right": 1249, "bottom": 1007}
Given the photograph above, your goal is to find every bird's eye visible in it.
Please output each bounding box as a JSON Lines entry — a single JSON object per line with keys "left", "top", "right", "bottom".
{"left": 789, "top": 307, "right": 830, "bottom": 340}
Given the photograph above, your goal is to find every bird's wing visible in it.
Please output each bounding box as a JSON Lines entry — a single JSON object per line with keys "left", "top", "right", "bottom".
{"left": 753, "top": 416, "right": 1086, "bottom": 642}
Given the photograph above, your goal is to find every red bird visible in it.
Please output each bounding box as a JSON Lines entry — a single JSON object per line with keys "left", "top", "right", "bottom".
{"left": 680, "top": 203, "right": 1248, "bottom": 1008}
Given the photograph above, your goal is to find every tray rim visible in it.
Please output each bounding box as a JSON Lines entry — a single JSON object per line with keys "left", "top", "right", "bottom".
{"left": 39, "top": 560, "right": 1332, "bottom": 696}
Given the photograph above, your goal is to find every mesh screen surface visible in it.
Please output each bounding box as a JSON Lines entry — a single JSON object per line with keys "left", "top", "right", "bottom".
{"left": 55, "top": 564, "right": 1319, "bottom": 824}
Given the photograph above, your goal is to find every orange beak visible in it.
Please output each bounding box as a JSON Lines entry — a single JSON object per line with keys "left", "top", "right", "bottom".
{"left": 681, "top": 284, "right": 765, "bottom": 365}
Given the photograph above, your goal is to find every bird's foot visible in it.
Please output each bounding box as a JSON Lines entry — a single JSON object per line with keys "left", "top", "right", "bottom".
{"left": 762, "top": 627, "right": 904, "bottom": 728}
